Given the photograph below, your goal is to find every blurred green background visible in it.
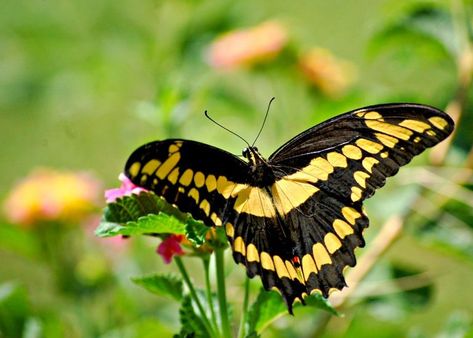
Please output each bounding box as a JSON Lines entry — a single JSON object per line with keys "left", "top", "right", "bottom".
{"left": 1, "top": 0, "right": 473, "bottom": 337}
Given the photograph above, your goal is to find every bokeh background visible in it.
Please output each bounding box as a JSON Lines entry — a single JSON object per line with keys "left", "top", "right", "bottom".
{"left": 1, "top": 0, "right": 473, "bottom": 337}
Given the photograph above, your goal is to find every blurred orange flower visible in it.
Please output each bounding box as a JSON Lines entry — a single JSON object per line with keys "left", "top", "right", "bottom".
{"left": 208, "top": 21, "right": 288, "bottom": 70}
{"left": 299, "top": 48, "right": 356, "bottom": 97}
{"left": 3, "top": 168, "right": 101, "bottom": 227}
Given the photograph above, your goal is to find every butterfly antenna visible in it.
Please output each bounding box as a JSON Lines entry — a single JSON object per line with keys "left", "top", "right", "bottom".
{"left": 252, "top": 97, "right": 275, "bottom": 147}
{"left": 204, "top": 110, "right": 251, "bottom": 148}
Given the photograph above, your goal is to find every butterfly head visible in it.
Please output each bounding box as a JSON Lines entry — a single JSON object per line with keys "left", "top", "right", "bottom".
{"left": 242, "top": 146, "right": 263, "bottom": 165}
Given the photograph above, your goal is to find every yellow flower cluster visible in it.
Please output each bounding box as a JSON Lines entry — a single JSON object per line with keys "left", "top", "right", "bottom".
{"left": 3, "top": 168, "right": 101, "bottom": 227}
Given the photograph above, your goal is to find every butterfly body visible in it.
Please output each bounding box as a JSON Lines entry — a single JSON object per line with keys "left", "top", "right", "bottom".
{"left": 125, "top": 103, "right": 454, "bottom": 312}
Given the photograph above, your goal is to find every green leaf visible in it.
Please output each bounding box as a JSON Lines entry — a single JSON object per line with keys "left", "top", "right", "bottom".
{"left": 0, "top": 282, "right": 30, "bottom": 337}
{"left": 303, "top": 293, "right": 340, "bottom": 316}
{"left": 246, "top": 289, "right": 287, "bottom": 336}
{"left": 370, "top": 6, "right": 458, "bottom": 59}
{"left": 132, "top": 274, "right": 183, "bottom": 301}
{"left": 177, "top": 295, "right": 210, "bottom": 338}
{"left": 95, "top": 213, "right": 186, "bottom": 237}
{"left": 185, "top": 219, "right": 209, "bottom": 246}
{"left": 104, "top": 192, "right": 187, "bottom": 224}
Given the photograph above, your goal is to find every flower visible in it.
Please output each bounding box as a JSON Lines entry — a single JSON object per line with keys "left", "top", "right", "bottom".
{"left": 157, "top": 235, "right": 185, "bottom": 264}
{"left": 208, "top": 21, "right": 288, "bottom": 70}
{"left": 299, "top": 48, "right": 356, "bottom": 97}
{"left": 104, "top": 173, "right": 148, "bottom": 203}
{"left": 3, "top": 168, "right": 101, "bottom": 227}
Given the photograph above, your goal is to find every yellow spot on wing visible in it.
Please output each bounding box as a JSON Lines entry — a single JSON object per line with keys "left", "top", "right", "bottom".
{"left": 362, "top": 157, "right": 379, "bottom": 173}
{"left": 426, "top": 130, "right": 436, "bottom": 136}
{"left": 206, "top": 175, "right": 217, "bottom": 192}
{"left": 272, "top": 179, "right": 319, "bottom": 215}
{"left": 225, "top": 223, "right": 234, "bottom": 237}
{"left": 234, "top": 237, "right": 245, "bottom": 255}
{"left": 129, "top": 162, "right": 141, "bottom": 178}
{"left": 246, "top": 244, "right": 260, "bottom": 262}
{"left": 210, "top": 212, "right": 222, "bottom": 226}
{"left": 324, "top": 233, "right": 342, "bottom": 253}
{"left": 157, "top": 153, "right": 180, "bottom": 179}
{"left": 234, "top": 187, "right": 276, "bottom": 217}
{"left": 342, "top": 145, "right": 362, "bottom": 159}
{"left": 260, "top": 252, "right": 275, "bottom": 271}
{"left": 399, "top": 119, "right": 431, "bottom": 133}
{"left": 217, "top": 176, "right": 234, "bottom": 198}
{"left": 188, "top": 188, "right": 199, "bottom": 204}
{"left": 365, "top": 120, "right": 413, "bottom": 140}
{"left": 194, "top": 171, "right": 205, "bottom": 188}
{"left": 142, "top": 159, "right": 161, "bottom": 175}
{"left": 327, "top": 152, "right": 347, "bottom": 168}
{"left": 168, "top": 167, "right": 179, "bottom": 184}
{"left": 342, "top": 207, "right": 361, "bottom": 225}
{"left": 363, "top": 111, "right": 383, "bottom": 119}
{"left": 356, "top": 138, "right": 383, "bottom": 154}
{"left": 354, "top": 171, "right": 370, "bottom": 188}
{"left": 312, "top": 243, "right": 332, "bottom": 269}
{"left": 351, "top": 186, "right": 363, "bottom": 202}
{"left": 302, "top": 254, "right": 318, "bottom": 281}
{"left": 179, "top": 169, "right": 193, "bottom": 186}
{"left": 285, "top": 260, "right": 301, "bottom": 282}
{"left": 169, "top": 144, "right": 180, "bottom": 153}
{"left": 333, "top": 219, "right": 353, "bottom": 238}
{"left": 375, "top": 133, "right": 399, "bottom": 147}
{"left": 429, "top": 116, "right": 449, "bottom": 129}
{"left": 199, "top": 199, "right": 210, "bottom": 216}
{"left": 273, "top": 255, "right": 290, "bottom": 278}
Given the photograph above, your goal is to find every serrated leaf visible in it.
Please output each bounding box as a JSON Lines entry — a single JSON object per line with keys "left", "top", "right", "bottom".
{"left": 104, "top": 192, "right": 187, "bottom": 224}
{"left": 96, "top": 213, "right": 186, "bottom": 237}
{"left": 177, "top": 295, "right": 209, "bottom": 338}
{"left": 132, "top": 274, "right": 183, "bottom": 301}
{"left": 246, "top": 289, "right": 287, "bottom": 336}
{"left": 185, "top": 219, "right": 209, "bottom": 246}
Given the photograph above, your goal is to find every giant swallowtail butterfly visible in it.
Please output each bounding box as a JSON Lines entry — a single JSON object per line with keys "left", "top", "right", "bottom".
{"left": 124, "top": 103, "right": 454, "bottom": 312}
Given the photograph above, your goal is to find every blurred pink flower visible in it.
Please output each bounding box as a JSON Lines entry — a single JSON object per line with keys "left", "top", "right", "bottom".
{"left": 104, "top": 173, "right": 148, "bottom": 203}
{"left": 299, "top": 48, "right": 356, "bottom": 97}
{"left": 3, "top": 168, "right": 101, "bottom": 227}
{"left": 208, "top": 21, "right": 288, "bottom": 70}
{"left": 157, "top": 235, "right": 185, "bottom": 264}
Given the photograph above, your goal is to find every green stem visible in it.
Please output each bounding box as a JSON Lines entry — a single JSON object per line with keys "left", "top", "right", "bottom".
{"left": 203, "top": 256, "right": 220, "bottom": 336}
{"left": 175, "top": 257, "right": 217, "bottom": 338}
{"left": 215, "top": 247, "right": 232, "bottom": 337}
{"left": 237, "top": 278, "right": 250, "bottom": 338}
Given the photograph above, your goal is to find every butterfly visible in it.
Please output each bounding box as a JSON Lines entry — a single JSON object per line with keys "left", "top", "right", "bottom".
{"left": 124, "top": 103, "right": 454, "bottom": 313}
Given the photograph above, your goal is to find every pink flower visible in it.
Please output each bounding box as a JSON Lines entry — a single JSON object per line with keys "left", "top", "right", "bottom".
{"left": 3, "top": 168, "right": 101, "bottom": 227}
{"left": 104, "top": 173, "right": 148, "bottom": 203}
{"left": 157, "top": 235, "right": 185, "bottom": 264}
{"left": 208, "top": 21, "right": 288, "bottom": 70}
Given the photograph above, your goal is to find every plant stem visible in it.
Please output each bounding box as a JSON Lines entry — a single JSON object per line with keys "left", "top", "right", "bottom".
{"left": 175, "top": 257, "right": 218, "bottom": 338}
{"left": 203, "top": 256, "right": 220, "bottom": 335}
{"left": 215, "top": 247, "right": 232, "bottom": 337}
{"left": 237, "top": 278, "right": 250, "bottom": 338}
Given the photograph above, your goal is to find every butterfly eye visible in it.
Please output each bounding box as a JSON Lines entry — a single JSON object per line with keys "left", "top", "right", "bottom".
{"left": 253, "top": 146, "right": 259, "bottom": 153}
{"left": 242, "top": 148, "right": 249, "bottom": 158}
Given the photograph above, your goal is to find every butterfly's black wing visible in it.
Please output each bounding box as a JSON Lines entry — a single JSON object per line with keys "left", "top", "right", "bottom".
{"left": 124, "top": 104, "right": 454, "bottom": 314}
{"left": 125, "top": 139, "right": 252, "bottom": 227}
{"left": 227, "top": 103, "right": 453, "bottom": 311}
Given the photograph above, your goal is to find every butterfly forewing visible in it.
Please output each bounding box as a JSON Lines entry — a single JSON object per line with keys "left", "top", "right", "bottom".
{"left": 125, "top": 139, "right": 250, "bottom": 227}
{"left": 124, "top": 103, "right": 454, "bottom": 313}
